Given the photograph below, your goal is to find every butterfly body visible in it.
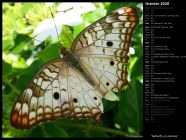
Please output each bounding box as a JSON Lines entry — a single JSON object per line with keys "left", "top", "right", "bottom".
{"left": 11, "top": 7, "right": 138, "bottom": 129}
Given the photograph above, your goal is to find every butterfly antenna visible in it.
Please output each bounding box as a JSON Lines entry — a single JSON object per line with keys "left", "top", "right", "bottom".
{"left": 50, "top": 9, "right": 62, "bottom": 46}
{"left": 22, "top": 34, "right": 45, "bottom": 47}
{"left": 32, "top": 34, "right": 44, "bottom": 44}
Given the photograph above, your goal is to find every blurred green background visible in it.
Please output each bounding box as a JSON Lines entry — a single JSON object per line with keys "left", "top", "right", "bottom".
{"left": 2, "top": 2, "right": 143, "bottom": 138}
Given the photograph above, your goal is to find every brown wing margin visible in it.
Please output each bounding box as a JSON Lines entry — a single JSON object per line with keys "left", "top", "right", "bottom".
{"left": 71, "top": 7, "right": 139, "bottom": 52}
{"left": 10, "top": 59, "right": 63, "bottom": 129}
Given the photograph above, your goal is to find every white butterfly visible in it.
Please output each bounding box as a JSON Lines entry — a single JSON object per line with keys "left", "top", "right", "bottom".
{"left": 11, "top": 7, "right": 138, "bottom": 129}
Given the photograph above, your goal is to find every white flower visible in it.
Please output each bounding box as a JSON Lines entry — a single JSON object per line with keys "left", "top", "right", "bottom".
{"left": 129, "top": 47, "right": 135, "bottom": 55}
{"left": 45, "top": 2, "right": 54, "bottom": 7}
{"left": 33, "top": 2, "right": 96, "bottom": 46}
{"left": 33, "top": 18, "right": 62, "bottom": 46}
{"left": 55, "top": 12, "right": 83, "bottom": 26}
{"left": 57, "top": 2, "right": 96, "bottom": 15}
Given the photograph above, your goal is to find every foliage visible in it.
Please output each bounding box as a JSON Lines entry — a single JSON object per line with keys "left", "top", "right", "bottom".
{"left": 2, "top": 2, "right": 143, "bottom": 138}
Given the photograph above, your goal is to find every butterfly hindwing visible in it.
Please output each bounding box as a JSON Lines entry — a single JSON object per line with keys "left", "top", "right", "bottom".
{"left": 11, "top": 60, "right": 103, "bottom": 129}
{"left": 72, "top": 7, "right": 138, "bottom": 100}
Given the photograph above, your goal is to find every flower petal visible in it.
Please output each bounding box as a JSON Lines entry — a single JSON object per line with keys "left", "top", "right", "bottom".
{"left": 33, "top": 18, "right": 62, "bottom": 46}
{"left": 33, "top": 19, "right": 54, "bottom": 35}
{"left": 57, "top": 2, "right": 96, "bottom": 15}
{"left": 45, "top": 2, "right": 54, "bottom": 7}
{"left": 129, "top": 47, "right": 135, "bottom": 55}
{"left": 74, "top": 3, "right": 96, "bottom": 14}
{"left": 49, "top": 25, "right": 62, "bottom": 38}
{"left": 64, "top": 17, "right": 83, "bottom": 26}
{"left": 57, "top": 3, "right": 75, "bottom": 11}
{"left": 34, "top": 32, "right": 49, "bottom": 46}
{"left": 55, "top": 12, "right": 83, "bottom": 26}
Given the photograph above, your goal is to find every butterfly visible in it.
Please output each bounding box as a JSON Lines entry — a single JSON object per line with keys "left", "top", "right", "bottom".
{"left": 10, "top": 7, "right": 139, "bottom": 129}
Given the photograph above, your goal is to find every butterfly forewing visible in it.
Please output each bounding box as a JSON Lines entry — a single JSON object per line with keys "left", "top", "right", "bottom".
{"left": 11, "top": 60, "right": 103, "bottom": 129}
{"left": 72, "top": 7, "right": 138, "bottom": 100}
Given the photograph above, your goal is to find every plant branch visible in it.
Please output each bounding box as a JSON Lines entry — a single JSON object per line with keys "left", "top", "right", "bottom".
{"left": 58, "top": 121, "right": 142, "bottom": 137}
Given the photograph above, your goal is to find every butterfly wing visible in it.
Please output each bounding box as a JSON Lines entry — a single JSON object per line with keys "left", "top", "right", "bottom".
{"left": 11, "top": 59, "right": 103, "bottom": 129}
{"left": 72, "top": 7, "right": 139, "bottom": 101}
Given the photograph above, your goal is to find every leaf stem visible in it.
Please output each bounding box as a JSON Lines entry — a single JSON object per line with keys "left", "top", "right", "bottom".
{"left": 59, "top": 121, "right": 142, "bottom": 137}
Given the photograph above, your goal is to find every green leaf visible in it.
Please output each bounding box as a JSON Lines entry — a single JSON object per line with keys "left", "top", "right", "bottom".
{"left": 37, "top": 44, "right": 61, "bottom": 62}
{"left": 3, "top": 36, "right": 14, "bottom": 52}
{"left": 102, "top": 99, "right": 117, "bottom": 112}
{"left": 70, "top": 129, "right": 86, "bottom": 137}
{"left": 43, "top": 122, "right": 69, "bottom": 138}
{"left": 115, "top": 78, "right": 143, "bottom": 133}
{"left": 15, "top": 59, "right": 43, "bottom": 91}
{"left": 108, "top": 2, "right": 138, "bottom": 13}
{"left": 130, "top": 52, "right": 143, "bottom": 79}
{"left": 28, "top": 126, "right": 45, "bottom": 137}
{"left": 21, "top": 3, "right": 34, "bottom": 15}
{"left": 3, "top": 60, "right": 12, "bottom": 76}
{"left": 61, "top": 25, "right": 73, "bottom": 48}
{"left": 87, "top": 130, "right": 109, "bottom": 138}
{"left": 73, "top": 23, "right": 87, "bottom": 39}
{"left": 11, "top": 34, "right": 30, "bottom": 54}
{"left": 73, "top": 8, "right": 106, "bottom": 38}
{"left": 83, "top": 8, "right": 107, "bottom": 23}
